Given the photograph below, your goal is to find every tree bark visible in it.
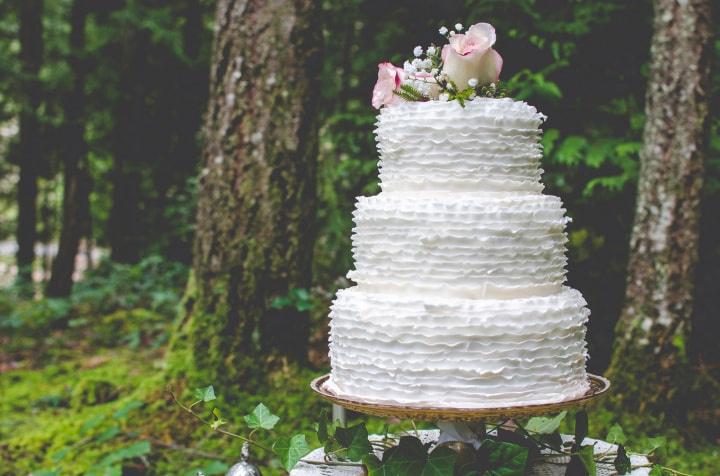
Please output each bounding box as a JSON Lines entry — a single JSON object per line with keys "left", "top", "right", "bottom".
{"left": 607, "top": 0, "right": 713, "bottom": 423}
{"left": 15, "top": 0, "right": 44, "bottom": 284}
{"left": 47, "top": 0, "right": 91, "bottom": 297}
{"left": 168, "top": 0, "right": 322, "bottom": 389}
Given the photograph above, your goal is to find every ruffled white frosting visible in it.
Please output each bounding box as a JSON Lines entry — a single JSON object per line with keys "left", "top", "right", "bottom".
{"left": 328, "top": 287, "right": 589, "bottom": 407}
{"left": 376, "top": 99, "right": 546, "bottom": 193}
{"left": 327, "top": 98, "right": 590, "bottom": 408}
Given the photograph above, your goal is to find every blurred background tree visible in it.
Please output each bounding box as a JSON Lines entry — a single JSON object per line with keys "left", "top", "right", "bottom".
{"left": 1, "top": 0, "right": 719, "bottom": 473}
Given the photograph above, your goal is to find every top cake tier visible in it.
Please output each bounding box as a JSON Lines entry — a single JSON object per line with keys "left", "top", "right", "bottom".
{"left": 376, "top": 98, "right": 547, "bottom": 193}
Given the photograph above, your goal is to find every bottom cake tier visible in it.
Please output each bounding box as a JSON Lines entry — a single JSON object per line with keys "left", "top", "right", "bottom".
{"left": 327, "top": 286, "right": 590, "bottom": 408}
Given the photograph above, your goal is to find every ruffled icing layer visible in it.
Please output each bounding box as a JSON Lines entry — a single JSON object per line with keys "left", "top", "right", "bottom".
{"left": 328, "top": 286, "right": 590, "bottom": 407}
{"left": 327, "top": 98, "right": 591, "bottom": 408}
{"left": 348, "top": 192, "right": 570, "bottom": 299}
{"left": 376, "top": 98, "right": 546, "bottom": 193}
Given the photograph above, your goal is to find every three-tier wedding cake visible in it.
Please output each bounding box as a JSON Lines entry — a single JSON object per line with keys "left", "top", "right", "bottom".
{"left": 326, "top": 22, "right": 590, "bottom": 408}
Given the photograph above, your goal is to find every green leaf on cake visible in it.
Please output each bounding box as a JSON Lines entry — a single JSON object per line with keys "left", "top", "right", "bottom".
{"left": 420, "top": 446, "right": 456, "bottom": 476}
{"left": 525, "top": 411, "right": 567, "bottom": 434}
{"left": 243, "top": 402, "right": 280, "bottom": 430}
{"left": 481, "top": 439, "right": 529, "bottom": 476}
{"left": 335, "top": 423, "right": 373, "bottom": 461}
{"left": 274, "top": 434, "right": 311, "bottom": 471}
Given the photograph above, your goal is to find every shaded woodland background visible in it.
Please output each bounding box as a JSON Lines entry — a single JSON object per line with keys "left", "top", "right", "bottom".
{"left": 0, "top": 0, "right": 719, "bottom": 474}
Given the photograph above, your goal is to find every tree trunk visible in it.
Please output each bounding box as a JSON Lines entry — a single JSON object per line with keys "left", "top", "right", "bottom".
{"left": 15, "top": 0, "right": 44, "bottom": 284}
{"left": 606, "top": 0, "right": 713, "bottom": 423}
{"left": 168, "top": 0, "right": 322, "bottom": 390}
{"left": 47, "top": 0, "right": 91, "bottom": 297}
{"left": 108, "top": 27, "right": 147, "bottom": 264}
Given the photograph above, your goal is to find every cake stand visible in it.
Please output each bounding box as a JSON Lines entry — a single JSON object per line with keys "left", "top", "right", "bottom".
{"left": 311, "top": 373, "right": 610, "bottom": 443}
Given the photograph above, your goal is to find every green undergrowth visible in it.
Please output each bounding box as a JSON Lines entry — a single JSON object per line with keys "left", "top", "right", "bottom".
{"left": 1, "top": 256, "right": 717, "bottom": 475}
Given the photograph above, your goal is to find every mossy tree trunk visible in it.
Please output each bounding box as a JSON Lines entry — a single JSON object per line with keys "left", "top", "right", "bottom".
{"left": 15, "top": 0, "right": 43, "bottom": 284}
{"left": 47, "top": 0, "right": 91, "bottom": 297}
{"left": 607, "top": 0, "right": 713, "bottom": 423}
{"left": 168, "top": 0, "right": 322, "bottom": 390}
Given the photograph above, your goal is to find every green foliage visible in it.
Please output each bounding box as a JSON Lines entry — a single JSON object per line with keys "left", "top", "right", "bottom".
{"left": 244, "top": 403, "right": 280, "bottom": 430}
{"left": 334, "top": 423, "right": 373, "bottom": 461}
{"left": 525, "top": 411, "right": 566, "bottom": 434}
{"left": 194, "top": 385, "right": 217, "bottom": 403}
{"left": 420, "top": 447, "right": 457, "bottom": 476}
{"left": 606, "top": 423, "right": 627, "bottom": 445}
{"left": 273, "top": 434, "right": 311, "bottom": 472}
{"left": 270, "top": 288, "right": 313, "bottom": 312}
{"left": 0, "top": 255, "right": 188, "bottom": 344}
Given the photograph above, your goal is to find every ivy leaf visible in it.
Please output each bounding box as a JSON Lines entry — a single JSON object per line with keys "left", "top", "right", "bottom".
{"left": 378, "top": 436, "right": 427, "bottom": 476}
{"left": 614, "top": 444, "right": 632, "bottom": 475}
{"left": 421, "top": 446, "right": 456, "bottom": 476}
{"left": 335, "top": 423, "right": 373, "bottom": 461}
{"left": 211, "top": 407, "right": 227, "bottom": 430}
{"left": 606, "top": 424, "right": 627, "bottom": 445}
{"left": 644, "top": 436, "right": 666, "bottom": 454}
{"left": 243, "top": 403, "right": 280, "bottom": 430}
{"left": 363, "top": 454, "right": 383, "bottom": 475}
{"left": 274, "top": 434, "right": 311, "bottom": 471}
{"left": 194, "top": 385, "right": 216, "bottom": 402}
{"left": 316, "top": 408, "right": 329, "bottom": 443}
{"left": 482, "top": 439, "right": 529, "bottom": 476}
{"left": 525, "top": 411, "right": 567, "bottom": 434}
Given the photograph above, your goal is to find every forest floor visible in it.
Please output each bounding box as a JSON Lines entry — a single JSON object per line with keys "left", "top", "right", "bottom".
{"left": 1, "top": 258, "right": 718, "bottom": 475}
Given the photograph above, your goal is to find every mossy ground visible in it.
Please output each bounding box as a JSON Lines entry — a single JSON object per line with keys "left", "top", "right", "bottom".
{"left": 1, "top": 297, "right": 718, "bottom": 475}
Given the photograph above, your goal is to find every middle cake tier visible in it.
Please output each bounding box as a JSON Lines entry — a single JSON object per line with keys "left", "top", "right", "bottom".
{"left": 347, "top": 192, "right": 570, "bottom": 299}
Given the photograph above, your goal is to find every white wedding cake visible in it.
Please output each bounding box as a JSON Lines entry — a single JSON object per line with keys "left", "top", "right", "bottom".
{"left": 326, "top": 23, "right": 590, "bottom": 408}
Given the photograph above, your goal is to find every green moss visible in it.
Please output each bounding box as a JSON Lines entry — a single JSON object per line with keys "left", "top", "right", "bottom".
{"left": 71, "top": 378, "right": 120, "bottom": 407}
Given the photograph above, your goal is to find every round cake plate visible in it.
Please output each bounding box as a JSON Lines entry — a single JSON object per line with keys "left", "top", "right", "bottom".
{"left": 311, "top": 373, "right": 610, "bottom": 422}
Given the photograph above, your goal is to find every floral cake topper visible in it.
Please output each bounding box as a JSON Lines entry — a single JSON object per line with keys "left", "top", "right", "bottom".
{"left": 371, "top": 22, "right": 506, "bottom": 109}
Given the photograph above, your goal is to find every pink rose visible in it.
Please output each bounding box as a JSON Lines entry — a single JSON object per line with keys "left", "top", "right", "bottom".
{"left": 441, "top": 22, "right": 503, "bottom": 89}
{"left": 371, "top": 62, "right": 406, "bottom": 109}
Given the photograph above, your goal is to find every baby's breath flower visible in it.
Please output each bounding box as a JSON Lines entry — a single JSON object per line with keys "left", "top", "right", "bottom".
{"left": 438, "top": 26, "right": 448, "bottom": 35}
{"left": 439, "top": 93, "right": 450, "bottom": 102}
{"left": 421, "top": 59, "right": 432, "bottom": 70}
{"left": 449, "top": 31, "right": 456, "bottom": 37}
{"left": 430, "top": 68, "right": 438, "bottom": 75}
{"left": 455, "top": 23, "right": 463, "bottom": 31}
{"left": 411, "top": 58, "right": 422, "bottom": 69}
{"left": 427, "top": 45, "right": 437, "bottom": 56}
{"left": 403, "top": 60, "right": 416, "bottom": 73}
{"left": 413, "top": 46, "right": 423, "bottom": 57}
{"left": 468, "top": 78, "right": 478, "bottom": 87}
